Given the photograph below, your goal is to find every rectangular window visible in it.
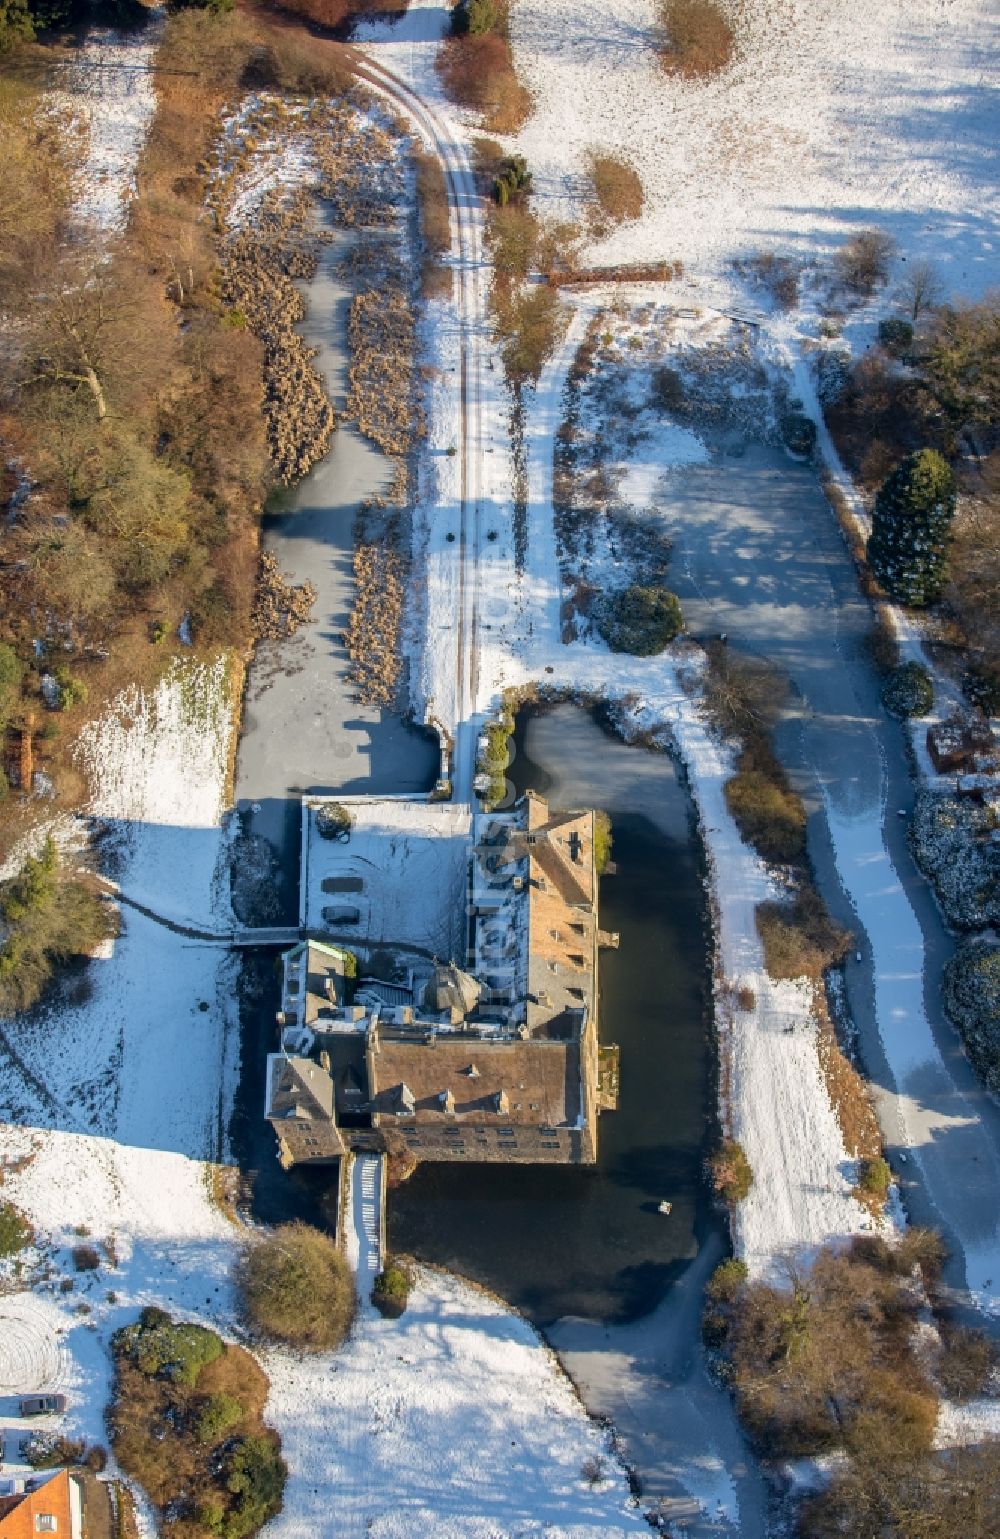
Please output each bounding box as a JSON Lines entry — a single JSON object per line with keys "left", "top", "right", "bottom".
{"left": 36, "top": 1518, "right": 58, "bottom": 1533}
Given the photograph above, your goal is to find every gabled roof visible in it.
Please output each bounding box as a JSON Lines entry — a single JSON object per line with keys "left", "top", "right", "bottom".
{"left": 422, "top": 962, "right": 481, "bottom": 1017}
{"left": 265, "top": 1054, "right": 335, "bottom": 1122}
{"left": 369, "top": 1035, "right": 579, "bottom": 1127}
{"left": 0, "top": 1471, "right": 78, "bottom": 1539}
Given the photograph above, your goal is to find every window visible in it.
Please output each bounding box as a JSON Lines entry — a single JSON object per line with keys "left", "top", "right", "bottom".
{"left": 36, "top": 1517, "right": 58, "bottom": 1533}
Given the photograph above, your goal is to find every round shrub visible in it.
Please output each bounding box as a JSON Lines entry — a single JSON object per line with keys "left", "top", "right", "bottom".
{"left": 857, "top": 1156, "right": 892, "bottom": 1197}
{"left": 0, "top": 1201, "right": 33, "bottom": 1258}
{"left": 780, "top": 411, "right": 817, "bottom": 459}
{"left": 237, "top": 1222, "right": 356, "bottom": 1351}
{"left": 705, "top": 1257, "right": 748, "bottom": 1305}
{"left": 944, "top": 940, "right": 1000, "bottom": 1093}
{"left": 315, "top": 803, "right": 352, "bottom": 841}
{"left": 195, "top": 1393, "right": 245, "bottom": 1445}
{"left": 709, "top": 1140, "right": 753, "bottom": 1205}
{"left": 128, "top": 1318, "right": 223, "bottom": 1387}
{"left": 878, "top": 316, "right": 914, "bottom": 355}
{"left": 881, "top": 661, "right": 933, "bottom": 718}
{"left": 596, "top": 584, "right": 684, "bottom": 656}
{"left": 962, "top": 666, "right": 1000, "bottom": 715}
{"left": 372, "top": 1258, "right": 414, "bottom": 1319}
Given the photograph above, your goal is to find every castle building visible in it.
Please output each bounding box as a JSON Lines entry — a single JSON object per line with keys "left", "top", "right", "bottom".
{"left": 264, "top": 791, "right": 619, "bottom": 1169}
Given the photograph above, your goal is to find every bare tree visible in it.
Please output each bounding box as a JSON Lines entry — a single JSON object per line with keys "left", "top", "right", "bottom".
{"left": 22, "top": 279, "right": 114, "bottom": 421}
{"left": 898, "top": 258, "right": 943, "bottom": 322}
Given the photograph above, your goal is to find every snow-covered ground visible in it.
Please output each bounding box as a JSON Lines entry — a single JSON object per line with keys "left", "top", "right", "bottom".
{"left": 0, "top": 650, "right": 652, "bottom": 1532}
{"left": 263, "top": 1262, "right": 646, "bottom": 1539}
{"left": 0, "top": 659, "right": 241, "bottom": 1523}
{"left": 300, "top": 796, "right": 471, "bottom": 953}
{"left": 49, "top": 8, "right": 165, "bottom": 237}
{"left": 510, "top": 0, "right": 1000, "bottom": 301}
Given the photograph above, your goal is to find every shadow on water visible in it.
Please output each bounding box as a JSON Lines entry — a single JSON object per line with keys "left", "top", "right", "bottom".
{"left": 389, "top": 703, "right": 723, "bottom": 1326}
{"left": 230, "top": 951, "right": 343, "bottom": 1230}
{"left": 227, "top": 220, "right": 438, "bottom": 1215}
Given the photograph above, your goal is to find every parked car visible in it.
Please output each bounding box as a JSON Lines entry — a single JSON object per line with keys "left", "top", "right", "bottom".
{"left": 321, "top": 905, "right": 360, "bottom": 926}
{"left": 18, "top": 1395, "right": 67, "bottom": 1418}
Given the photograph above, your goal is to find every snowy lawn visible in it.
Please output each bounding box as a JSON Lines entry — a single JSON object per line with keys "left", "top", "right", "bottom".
{"left": 263, "top": 1266, "right": 646, "bottom": 1539}
{"left": 510, "top": 0, "right": 999, "bottom": 301}
{"left": 49, "top": 9, "right": 165, "bottom": 237}
{"left": 1, "top": 654, "right": 649, "bottom": 1535}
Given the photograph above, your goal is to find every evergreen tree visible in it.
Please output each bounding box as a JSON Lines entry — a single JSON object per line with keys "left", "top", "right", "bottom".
{"left": 866, "top": 448, "right": 956, "bottom": 607}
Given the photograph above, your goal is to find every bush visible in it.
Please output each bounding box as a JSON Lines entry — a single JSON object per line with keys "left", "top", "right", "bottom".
{"left": 710, "top": 1139, "right": 753, "bottom": 1205}
{"left": 493, "top": 154, "right": 531, "bottom": 207}
{"left": 594, "top": 811, "right": 613, "bottom": 875}
{"left": 0, "top": 640, "right": 22, "bottom": 730}
{"left": 72, "top": 1244, "right": 100, "bottom": 1272}
{"left": 315, "top": 802, "right": 352, "bottom": 841}
{"left": 589, "top": 154, "right": 643, "bottom": 225}
{"left": 724, "top": 755, "right": 806, "bottom": 866}
{"left": 857, "top": 1156, "right": 891, "bottom": 1198}
{"left": 895, "top": 1225, "right": 948, "bottom": 1280}
{"left": 110, "top": 1305, "right": 276, "bottom": 1539}
{"left": 237, "top": 1222, "right": 356, "bottom": 1351}
{"left": 223, "top": 1437, "right": 287, "bottom": 1539}
{"left": 0, "top": 837, "right": 116, "bottom": 1014}
{"left": 658, "top": 0, "right": 735, "bottom": 78}
{"left": 757, "top": 887, "right": 851, "bottom": 981}
{"left": 580, "top": 1454, "right": 607, "bottom": 1487}
{"left": 867, "top": 449, "right": 956, "bottom": 607}
{"left": 0, "top": 1200, "right": 32, "bottom": 1257}
{"left": 596, "top": 584, "right": 683, "bottom": 655}
{"left": 936, "top": 1326, "right": 997, "bottom": 1402}
{"left": 452, "top": 0, "right": 503, "bottom": 35}
{"left": 745, "top": 251, "right": 799, "bottom": 310}
{"left": 371, "top": 1258, "right": 413, "bottom": 1319}
{"left": 780, "top": 411, "right": 817, "bottom": 459}
{"left": 879, "top": 316, "right": 914, "bottom": 355}
{"left": 962, "top": 665, "right": 1000, "bottom": 715}
{"left": 438, "top": 30, "right": 531, "bottom": 135}
{"left": 943, "top": 940, "right": 1000, "bottom": 1092}
{"left": 728, "top": 1245, "right": 935, "bottom": 1464}
{"left": 49, "top": 666, "right": 87, "bottom": 711}
{"left": 835, "top": 229, "right": 896, "bottom": 296}
{"left": 116, "top": 1313, "right": 224, "bottom": 1387}
{"left": 706, "top": 1257, "right": 749, "bottom": 1305}
{"left": 881, "top": 661, "right": 933, "bottom": 718}
{"left": 910, "top": 793, "right": 998, "bottom": 930}
{"left": 195, "top": 1393, "right": 245, "bottom": 1445}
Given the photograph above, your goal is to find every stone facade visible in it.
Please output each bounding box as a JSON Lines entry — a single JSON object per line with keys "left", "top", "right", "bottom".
{"left": 265, "top": 791, "right": 614, "bottom": 1169}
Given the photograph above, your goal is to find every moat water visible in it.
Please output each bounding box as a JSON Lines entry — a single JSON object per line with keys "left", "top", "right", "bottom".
{"left": 389, "top": 704, "right": 722, "bottom": 1325}
{"left": 229, "top": 225, "right": 720, "bottom": 1325}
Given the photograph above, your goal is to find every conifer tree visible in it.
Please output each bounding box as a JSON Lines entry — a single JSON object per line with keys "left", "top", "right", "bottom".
{"left": 866, "top": 448, "right": 956, "bottom": 607}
